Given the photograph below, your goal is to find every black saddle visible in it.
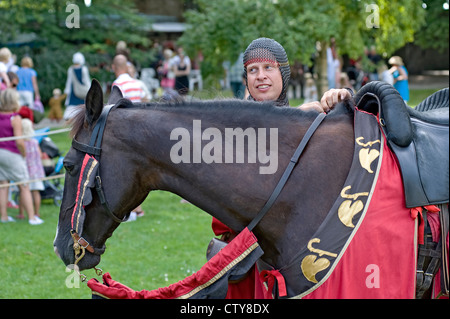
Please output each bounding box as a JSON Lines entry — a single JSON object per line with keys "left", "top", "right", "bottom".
{"left": 354, "top": 82, "right": 449, "bottom": 208}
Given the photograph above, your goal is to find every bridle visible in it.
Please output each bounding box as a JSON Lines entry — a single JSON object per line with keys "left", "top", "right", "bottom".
{"left": 72, "top": 104, "right": 129, "bottom": 223}
{"left": 69, "top": 103, "right": 130, "bottom": 270}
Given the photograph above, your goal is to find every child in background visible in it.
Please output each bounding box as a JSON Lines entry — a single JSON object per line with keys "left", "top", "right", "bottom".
{"left": 378, "top": 63, "right": 394, "bottom": 86}
{"left": 388, "top": 55, "right": 409, "bottom": 103}
{"left": 18, "top": 118, "right": 45, "bottom": 219}
{"left": 48, "top": 88, "right": 66, "bottom": 122}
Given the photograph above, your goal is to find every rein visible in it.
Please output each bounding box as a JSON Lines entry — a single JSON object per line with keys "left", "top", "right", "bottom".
{"left": 248, "top": 112, "right": 326, "bottom": 230}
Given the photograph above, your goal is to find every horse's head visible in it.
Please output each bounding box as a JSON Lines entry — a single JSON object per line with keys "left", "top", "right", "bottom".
{"left": 54, "top": 80, "right": 138, "bottom": 270}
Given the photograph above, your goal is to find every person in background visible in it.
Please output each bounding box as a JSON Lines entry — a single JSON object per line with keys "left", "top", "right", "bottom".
{"left": 115, "top": 40, "right": 131, "bottom": 61}
{"left": 288, "top": 60, "right": 305, "bottom": 100}
{"left": 303, "top": 73, "right": 318, "bottom": 104}
{"left": 0, "top": 89, "right": 43, "bottom": 225}
{"left": 7, "top": 71, "right": 35, "bottom": 123}
{"left": 2, "top": 74, "right": 20, "bottom": 210}
{"left": 0, "top": 47, "right": 12, "bottom": 90}
{"left": 228, "top": 52, "right": 246, "bottom": 99}
{"left": 326, "top": 37, "right": 340, "bottom": 89}
{"left": 18, "top": 118, "right": 45, "bottom": 219}
{"left": 367, "top": 45, "right": 382, "bottom": 81}
{"left": 339, "top": 72, "right": 353, "bottom": 90}
{"left": 127, "top": 62, "right": 151, "bottom": 102}
{"left": 111, "top": 54, "right": 146, "bottom": 220}
{"left": 171, "top": 46, "right": 191, "bottom": 96}
{"left": 378, "top": 63, "right": 394, "bottom": 86}
{"left": 6, "top": 53, "right": 19, "bottom": 73}
{"left": 158, "top": 49, "right": 175, "bottom": 91}
{"left": 388, "top": 55, "right": 409, "bottom": 104}
{"left": 7, "top": 71, "right": 18, "bottom": 89}
{"left": 111, "top": 54, "right": 145, "bottom": 103}
{"left": 48, "top": 88, "right": 66, "bottom": 122}
{"left": 16, "top": 57, "right": 41, "bottom": 112}
{"left": 64, "top": 52, "right": 91, "bottom": 120}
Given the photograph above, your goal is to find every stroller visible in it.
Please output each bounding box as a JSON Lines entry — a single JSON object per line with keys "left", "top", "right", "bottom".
{"left": 39, "top": 134, "right": 65, "bottom": 207}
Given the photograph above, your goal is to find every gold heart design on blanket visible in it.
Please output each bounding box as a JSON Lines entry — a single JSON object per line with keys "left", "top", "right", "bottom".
{"left": 359, "top": 148, "right": 380, "bottom": 174}
{"left": 338, "top": 199, "right": 364, "bottom": 228}
{"left": 301, "top": 255, "right": 331, "bottom": 283}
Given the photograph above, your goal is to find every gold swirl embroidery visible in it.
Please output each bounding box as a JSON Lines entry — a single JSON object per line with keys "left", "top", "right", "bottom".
{"left": 301, "top": 239, "right": 337, "bottom": 283}
{"left": 338, "top": 186, "right": 368, "bottom": 228}
{"left": 356, "top": 137, "right": 380, "bottom": 174}
{"left": 356, "top": 137, "right": 380, "bottom": 148}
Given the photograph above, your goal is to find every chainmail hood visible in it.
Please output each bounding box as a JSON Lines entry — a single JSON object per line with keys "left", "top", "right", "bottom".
{"left": 243, "top": 38, "right": 290, "bottom": 106}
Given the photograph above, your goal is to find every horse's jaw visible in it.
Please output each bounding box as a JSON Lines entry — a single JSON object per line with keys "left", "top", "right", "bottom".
{"left": 54, "top": 243, "right": 103, "bottom": 271}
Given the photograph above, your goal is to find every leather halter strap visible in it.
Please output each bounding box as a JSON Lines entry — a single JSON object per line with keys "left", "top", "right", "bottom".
{"left": 72, "top": 104, "right": 115, "bottom": 158}
{"left": 70, "top": 229, "right": 106, "bottom": 255}
{"left": 247, "top": 112, "right": 326, "bottom": 231}
{"left": 72, "top": 104, "right": 129, "bottom": 224}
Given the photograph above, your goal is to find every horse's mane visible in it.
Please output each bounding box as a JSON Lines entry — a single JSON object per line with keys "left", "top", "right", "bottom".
{"left": 69, "top": 105, "right": 88, "bottom": 138}
{"left": 70, "top": 98, "right": 353, "bottom": 137}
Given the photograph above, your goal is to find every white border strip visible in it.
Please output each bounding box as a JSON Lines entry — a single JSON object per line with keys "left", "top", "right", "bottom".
{"left": 0, "top": 128, "right": 71, "bottom": 142}
{"left": 0, "top": 174, "right": 65, "bottom": 188}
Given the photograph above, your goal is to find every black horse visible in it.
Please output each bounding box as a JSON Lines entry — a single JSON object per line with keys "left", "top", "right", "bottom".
{"left": 54, "top": 80, "right": 448, "bottom": 298}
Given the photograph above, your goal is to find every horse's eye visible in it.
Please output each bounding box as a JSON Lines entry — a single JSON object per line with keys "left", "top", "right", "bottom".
{"left": 64, "top": 162, "right": 75, "bottom": 174}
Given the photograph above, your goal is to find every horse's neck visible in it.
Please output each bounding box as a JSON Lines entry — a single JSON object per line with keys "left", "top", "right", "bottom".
{"left": 139, "top": 105, "right": 354, "bottom": 269}
{"left": 144, "top": 106, "right": 288, "bottom": 228}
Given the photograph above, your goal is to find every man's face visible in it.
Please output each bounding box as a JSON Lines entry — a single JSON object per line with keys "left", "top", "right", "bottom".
{"left": 246, "top": 62, "right": 283, "bottom": 102}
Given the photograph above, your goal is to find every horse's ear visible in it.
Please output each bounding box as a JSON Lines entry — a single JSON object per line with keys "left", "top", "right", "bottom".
{"left": 85, "top": 79, "right": 104, "bottom": 125}
{"left": 107, "top": 85, "right": 123, "bottom": 105}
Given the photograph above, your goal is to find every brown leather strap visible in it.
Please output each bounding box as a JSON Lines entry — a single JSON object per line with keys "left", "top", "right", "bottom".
{"left": 71, "top": 230, "right": 95, "bottom": 254}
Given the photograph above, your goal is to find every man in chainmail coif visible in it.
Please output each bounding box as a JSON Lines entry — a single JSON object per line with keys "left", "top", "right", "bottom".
{"left": 243, "top": 37, "right": 352, "bottom": 112}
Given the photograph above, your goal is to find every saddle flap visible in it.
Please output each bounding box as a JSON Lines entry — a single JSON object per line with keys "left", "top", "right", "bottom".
{"left": 410, "top": 117, "right": 449, "bottom": 206}
{"left": 393, "top": 103, "right": 449, "bottom": 208}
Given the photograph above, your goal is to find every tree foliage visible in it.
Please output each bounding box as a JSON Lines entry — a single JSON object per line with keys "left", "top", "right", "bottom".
{"left": 1, "top": 0, "right": 446, "bottom": 99}
{"left": 0, "top": 0, "right": 152, "bottom": 102}
{"left": 178, "top": 0, "right": 430, "bottom": 83}
{"left": 414, "top": 0, "right": 449, "bottom": 52}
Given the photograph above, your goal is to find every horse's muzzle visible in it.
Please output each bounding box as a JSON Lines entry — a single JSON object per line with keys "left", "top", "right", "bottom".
{"left": 54, "top": 246, "right": 61, "bottom": 259}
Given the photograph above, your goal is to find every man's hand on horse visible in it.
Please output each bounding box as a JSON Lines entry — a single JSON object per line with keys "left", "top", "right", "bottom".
{"left": 298, "top": 88, "right": 352, "bottom": 113}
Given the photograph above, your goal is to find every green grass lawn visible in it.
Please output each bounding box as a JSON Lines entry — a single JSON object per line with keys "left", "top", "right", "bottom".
{"left": 2, "top": 120, "right": 212, "bottom": 298}
{"left": 408, "top": 88, "right": 444, "bottom": 107}
{"left": 1, "top": 190, "right": 212, "bottom": 298}
{"left": 0, "top": 87, "right": 444, "bottom": 298}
